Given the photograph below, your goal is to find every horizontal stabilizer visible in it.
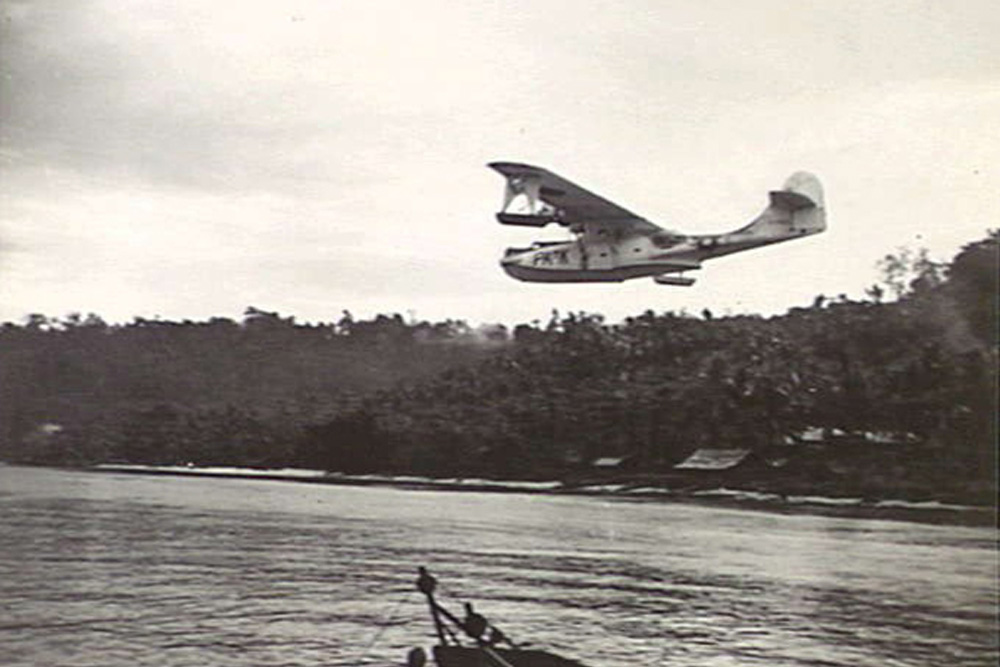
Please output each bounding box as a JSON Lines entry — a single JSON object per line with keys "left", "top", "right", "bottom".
{"left": 771, "top": 171, "right": 824, "bottom": 210}
{"left": 768, "top": 189, "right": 815, "bottom": 211}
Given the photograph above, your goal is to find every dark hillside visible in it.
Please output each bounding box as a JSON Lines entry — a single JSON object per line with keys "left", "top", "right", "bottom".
{"left": 304, "top": 233, "right": 998, "bottom": 502}
{"left": 2, "top": 233, "right": 996, "bottom": 504}
{"left": 0, "top": 310, "right": 501, "bottom": 465}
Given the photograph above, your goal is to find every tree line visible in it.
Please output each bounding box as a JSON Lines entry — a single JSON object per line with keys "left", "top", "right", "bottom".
{"left": 0, "top": 310, "right": 501, "bottom": 466}
{"left": 1, "top": 233, "right": 996, "bottom": 502}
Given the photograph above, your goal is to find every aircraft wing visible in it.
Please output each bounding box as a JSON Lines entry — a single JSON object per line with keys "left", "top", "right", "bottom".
{"left": 489, "top": 162, "right": 662, "bottom": 235}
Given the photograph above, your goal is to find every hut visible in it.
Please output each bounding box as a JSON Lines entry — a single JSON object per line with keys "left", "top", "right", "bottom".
{"left": 674, "top": 448, "right": 759, "bottom": 472}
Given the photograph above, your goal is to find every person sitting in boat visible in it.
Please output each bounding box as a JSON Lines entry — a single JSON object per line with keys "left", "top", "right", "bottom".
{"left": 406, "top": 647, "right": 426, "bottom": 667}
{"left": 486, "top": 627, "right": 507, "bottom": 647}
{"left": 463, "top": 602, "right": 488, "bottom": 639}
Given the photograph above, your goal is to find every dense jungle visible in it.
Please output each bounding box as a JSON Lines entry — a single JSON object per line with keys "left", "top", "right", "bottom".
{"left": 1, "top": 233, "right": 996, "bottom": 505}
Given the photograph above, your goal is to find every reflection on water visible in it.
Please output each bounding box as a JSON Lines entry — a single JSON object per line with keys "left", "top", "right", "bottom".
{"left": 0, "top": 466, "right": 995, "bottom": 667}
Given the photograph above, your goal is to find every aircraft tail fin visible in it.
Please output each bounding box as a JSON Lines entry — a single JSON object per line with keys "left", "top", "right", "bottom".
{"left": 735, "top": 172, "right": 826, "bottom": 238}
{"left": 771, "top": 171, "right": 824, "bottom": 212}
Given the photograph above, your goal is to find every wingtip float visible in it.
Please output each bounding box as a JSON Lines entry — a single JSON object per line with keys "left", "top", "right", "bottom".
{"left": 489, "top": 163, "right": 826, "bottom": 287}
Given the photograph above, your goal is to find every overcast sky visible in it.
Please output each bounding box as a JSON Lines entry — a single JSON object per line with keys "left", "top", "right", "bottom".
{"left": 1, "top": 0, "right": 997, "bottom": 327}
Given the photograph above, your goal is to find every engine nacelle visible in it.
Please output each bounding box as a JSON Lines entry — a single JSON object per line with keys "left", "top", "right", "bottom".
{"left": 653, "top": 274, "right": 696, "bottom": 286}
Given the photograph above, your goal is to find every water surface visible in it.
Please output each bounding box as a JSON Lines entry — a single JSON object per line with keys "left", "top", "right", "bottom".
{"left": 0, "top": 466, "right": 995, "bottom": 666}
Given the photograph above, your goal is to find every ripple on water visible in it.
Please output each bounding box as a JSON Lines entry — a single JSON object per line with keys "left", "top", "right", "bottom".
{"left": 0, "top": 466, "right": 996, "bottom": 667}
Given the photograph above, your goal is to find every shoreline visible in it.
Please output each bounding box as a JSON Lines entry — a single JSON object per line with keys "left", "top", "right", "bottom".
{"left": 77, "top": 463, "right": 996, "bottom": 526}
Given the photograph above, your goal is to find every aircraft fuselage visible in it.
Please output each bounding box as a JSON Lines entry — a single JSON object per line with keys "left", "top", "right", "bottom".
{"left": 500, "top": 225, "right": 816, "bottom": 283}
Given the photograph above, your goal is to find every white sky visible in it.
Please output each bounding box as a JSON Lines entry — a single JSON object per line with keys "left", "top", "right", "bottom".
{"left": 1, "top": 0, "right": 998, "bottom": 326}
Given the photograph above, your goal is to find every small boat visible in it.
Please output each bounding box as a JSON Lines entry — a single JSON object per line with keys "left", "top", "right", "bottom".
{"left": 406, "top": 567, "right": 589, "bottom": 667}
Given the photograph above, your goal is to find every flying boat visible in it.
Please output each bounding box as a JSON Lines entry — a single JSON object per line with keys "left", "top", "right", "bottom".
{"left": 490, "top": 162, "right": 826, "bottom": 286}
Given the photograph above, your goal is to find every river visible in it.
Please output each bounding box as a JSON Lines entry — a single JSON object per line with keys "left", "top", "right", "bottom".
{"left": 0, "top": 465, "right": 995, "bottom": 667}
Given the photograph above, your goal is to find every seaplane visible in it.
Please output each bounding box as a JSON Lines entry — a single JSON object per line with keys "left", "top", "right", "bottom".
{"left": 490, "top": 162, "right": 826, "bottom": 287}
